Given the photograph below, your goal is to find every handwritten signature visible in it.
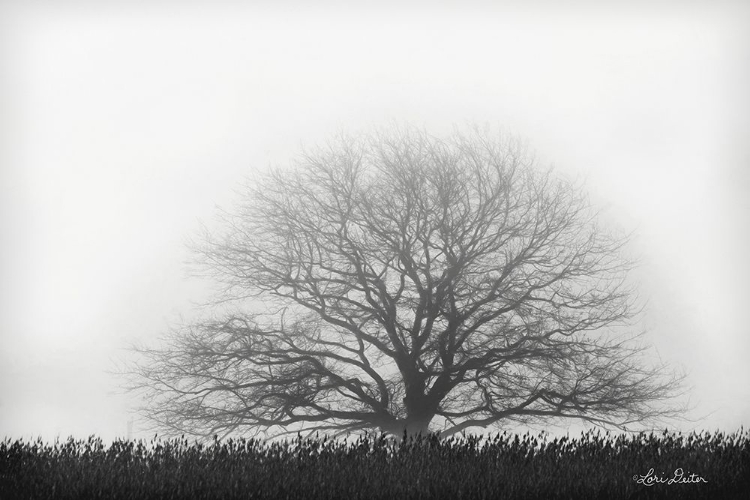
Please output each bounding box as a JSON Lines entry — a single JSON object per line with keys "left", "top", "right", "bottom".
{"left": 633, "top": 468, "right": 708, "bottom": 486}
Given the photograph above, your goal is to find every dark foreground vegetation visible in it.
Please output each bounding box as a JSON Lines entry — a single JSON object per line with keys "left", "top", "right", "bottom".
{"left": 1, "top": 429, "right": 748, "bottom": 499}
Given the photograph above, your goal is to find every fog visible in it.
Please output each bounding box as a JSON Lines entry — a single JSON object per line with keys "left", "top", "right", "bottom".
{"left": 1, "top": 1, "right": 748, "bottom": 441}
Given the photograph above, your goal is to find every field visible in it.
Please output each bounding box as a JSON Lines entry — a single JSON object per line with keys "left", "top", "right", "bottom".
{"left": 1, "top": 429, "right": 748, "bottom": 499}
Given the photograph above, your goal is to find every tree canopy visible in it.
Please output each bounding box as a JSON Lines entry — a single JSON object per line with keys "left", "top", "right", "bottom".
{"left": 131, "top": 127, "right": 683, "bottom": 438}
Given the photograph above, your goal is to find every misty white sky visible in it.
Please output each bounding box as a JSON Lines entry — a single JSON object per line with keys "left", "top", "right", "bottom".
{"left": 1, "top": 1, "right": 748, "bottom": 441}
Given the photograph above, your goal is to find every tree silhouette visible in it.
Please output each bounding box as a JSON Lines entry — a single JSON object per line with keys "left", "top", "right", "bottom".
{"left": 131, "top": 127, "right": 683, "bottom": 438}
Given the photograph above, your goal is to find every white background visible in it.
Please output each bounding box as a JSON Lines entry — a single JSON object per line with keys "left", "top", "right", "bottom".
{"left": 1, "top": 1, "right": 748, "bottom": 441}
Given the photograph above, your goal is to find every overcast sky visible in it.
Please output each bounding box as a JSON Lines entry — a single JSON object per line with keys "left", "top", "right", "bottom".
{"left": 1, "top": 1, "right": 748, "bottom": 441}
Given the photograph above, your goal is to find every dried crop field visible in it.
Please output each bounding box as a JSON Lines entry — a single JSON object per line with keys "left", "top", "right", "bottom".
{"left": 1, "top": 430, "right": 748, "bottom": 499}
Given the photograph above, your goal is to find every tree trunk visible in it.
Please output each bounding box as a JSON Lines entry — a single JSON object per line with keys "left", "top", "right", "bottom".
{"left": 384, "top": 414, "right": 434, "bottom": 440}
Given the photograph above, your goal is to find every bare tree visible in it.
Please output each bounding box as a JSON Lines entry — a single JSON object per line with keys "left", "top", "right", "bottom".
{"left": 130, "top": 126, "right": 684, "bottom": 439}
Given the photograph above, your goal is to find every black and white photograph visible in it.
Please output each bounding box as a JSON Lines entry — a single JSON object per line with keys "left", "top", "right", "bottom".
{"left": 1, "top": 1, "right": 748, "bottom": 498}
